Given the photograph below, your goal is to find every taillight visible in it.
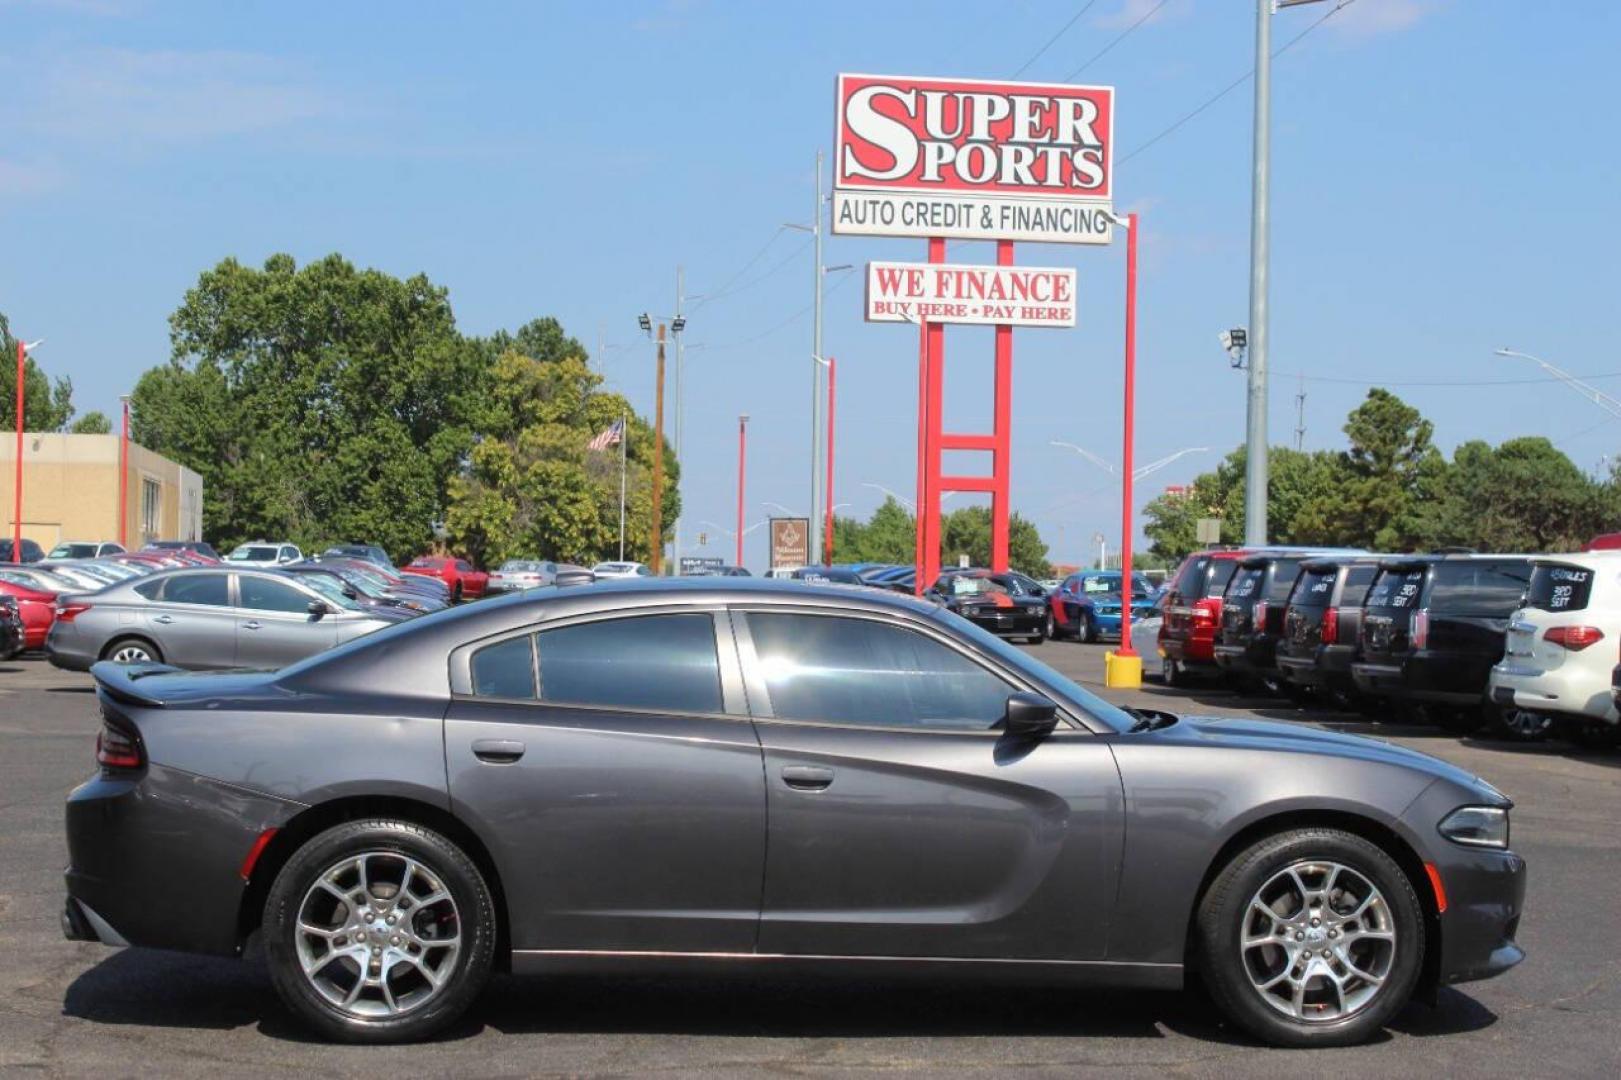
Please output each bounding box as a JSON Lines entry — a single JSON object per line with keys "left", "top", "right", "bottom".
{"left": 95, "top": 719, "right": 144, "bottom": 770}
{"left": 1192, "top": 602, "right": 1216, "bottom": 624}
{"left": 56, "top": 603, "right": 91, "bottom": 623}
{"left": 1253, "top": 601, "right": 1269, "bottom": 627}
{"left": 1321, "top": 606, "right": 1339, "bottom": 645}
{"left": 1412, "top": 609, "right": 1430, "bottom": 650}
{"left": 1545, "top": 625, "right": 1605, "bottom": 651}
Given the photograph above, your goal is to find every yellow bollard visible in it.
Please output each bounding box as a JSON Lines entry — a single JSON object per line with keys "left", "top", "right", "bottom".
{"left": 1105, "top": 649, "right": 1143, "bottom": 689}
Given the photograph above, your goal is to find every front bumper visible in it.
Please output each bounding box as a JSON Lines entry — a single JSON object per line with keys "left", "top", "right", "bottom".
{"left": 64, "top": 764, "right": 302, "bottom": 956}
{"left": 960, "top": 607, "right": 1046, "bottom": 638}
{"left": 1436, "top": 846, "right": 1528, "bottom": 985}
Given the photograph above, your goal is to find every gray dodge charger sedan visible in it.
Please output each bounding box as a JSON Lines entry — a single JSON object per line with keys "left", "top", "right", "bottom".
{"left": 61, "top": 579, "right": 1525, "bottom": 1046}
{"left": 45, "top": 566, "right": 409, "bottom": 671}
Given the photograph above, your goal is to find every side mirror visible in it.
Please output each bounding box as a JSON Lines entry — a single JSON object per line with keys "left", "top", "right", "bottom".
{"left": 307, "top": 600, "right": 332, "bottom": 618}
{"left": 342, "top": 587, "right": 358, "bottom": 599}
{"left": 1003, "top": 692, "right": 1058, "bottom": 738}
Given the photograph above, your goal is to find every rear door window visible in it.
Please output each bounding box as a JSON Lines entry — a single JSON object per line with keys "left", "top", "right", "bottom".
{"left": 1429, "top": 560, "right": 1531, "bottom": 614}
{"left": 536, "top": 613, "right": 722, "bottom": 714}
{"left": 1366, "top": 566, "right": 1427, "bottom": 610}
{"left": 162, "top": 573, "right": 230, "bottom": 607}
{"left": 1290, "top": 567, "right": 1337, "bottom": 608}
{"left": 1225, "top": 565, "right": 1265, "bottom": 603}
{"left": 1526, "top": 563, "right": 1594, "bottom": 613}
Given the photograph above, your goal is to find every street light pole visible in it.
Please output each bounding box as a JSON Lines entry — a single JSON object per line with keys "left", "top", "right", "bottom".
{"left": 1245, "top": 0, "right": 1272, "bottom": 547}
{"left": 119, "top": 395, "right": 131, "bottom": 548}
{"left": 816, "top": 355, "right": 836, "bottom": 564}
{"left": 12, "top": 338, "right": 42, "bottom": 556}
{"left": 736, "top": 414, "right": 749, "bottom": 567}
{"left": 810, "top": 148, "right": 825, "bottom": 565}
{"left": 674, "top": 266, "right": 684, "bottom": 570}
{"left": 650, "top": 323, "right": 667, "bottom": 575}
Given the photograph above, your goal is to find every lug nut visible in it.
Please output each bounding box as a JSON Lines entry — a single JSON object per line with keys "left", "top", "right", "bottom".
{"left": 391, "top": 936, "right": 400, "bottom": 946}
{"left": 1328, "top": 929, "right": 1338, "bottom": 939}
{"left": 1295, "top": 932, "right": 1305, "bottom": 941}
{"left": 387, "top": 914, "right": 397, "bottom": 925}
{"left": 1302, "top": 950, "right": 1311, "bottom": 958}
{"left": 372, "top": 945, "right": 381, "bottom": 956}
{"left": 1310, "top": 917, "right": 1320, "bottom": 927}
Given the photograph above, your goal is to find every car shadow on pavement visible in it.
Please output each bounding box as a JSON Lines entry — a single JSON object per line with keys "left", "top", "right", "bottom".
{"left": 59, "top": 950, "right": 1497, "bottom": 1046}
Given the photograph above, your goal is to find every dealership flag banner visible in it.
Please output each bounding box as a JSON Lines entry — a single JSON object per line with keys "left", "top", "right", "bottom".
{"left": 833, "top": 74, "right": 1114, "bottom": 245}
{"left": 865, "top": 260, "right": 1076, "bottom": 327}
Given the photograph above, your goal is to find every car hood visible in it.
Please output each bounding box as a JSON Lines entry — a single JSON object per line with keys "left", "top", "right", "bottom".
{"left": 1164, "top": 714, "right": 1497, "bottom": 796}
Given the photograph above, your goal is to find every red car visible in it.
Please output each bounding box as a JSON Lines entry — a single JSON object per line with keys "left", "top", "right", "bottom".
{"left": 402, "top": 555, "right": 488, "bottom": 601}
{"left": 1158, "top": 548, "right": 1257, "bottom": 686}
{"left": 0, "top": 575, "right": 59, "bottom": 650}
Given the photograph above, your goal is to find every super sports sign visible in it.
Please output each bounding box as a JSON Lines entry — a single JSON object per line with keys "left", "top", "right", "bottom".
{"left": 833, "top": 73, "right": 1115, "bottom": 245}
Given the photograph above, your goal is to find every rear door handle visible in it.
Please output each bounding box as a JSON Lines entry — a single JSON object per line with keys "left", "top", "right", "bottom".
{"left": 472, "top": 738, "right": 526, "bottom": 764}
{"left": 153, "top": 615, "right": 173, "bottom": 625}
{"left": 242, "top": 621, "right": 262, "bottom": 631}
{"left": 781, "top": 765, "right": 834, "bottom": 791}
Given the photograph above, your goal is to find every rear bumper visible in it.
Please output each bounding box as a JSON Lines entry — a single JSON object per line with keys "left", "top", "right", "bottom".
{"left": 1488, "top": 662, "right": 1618, "bottom": 725}
{"left": 64, "top": 764, "right": 303, "bottom": 957}
{"left": 1351, "top": 658, "right": 1484, "bottom": 706}
{"left": 1276, "top": 644, "right": 1358, "bottom": 690}
{"left": 1212, "top": 636, "right": 1280, "bottom": 675}
{"left": 44, "top": 623, "right": 96, "bottom": 672}
{"left": 1161, "top": 631, "right": 1217, "bottom": 667}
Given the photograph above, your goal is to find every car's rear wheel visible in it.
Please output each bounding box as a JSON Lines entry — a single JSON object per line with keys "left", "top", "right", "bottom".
{"left": 1078, "top": 611, "right": 1097, "bottom": 644}
{"left": 102, "top": 636, "right": 162, "bottom": 664}
{"left": 1197, "top": 828, "right": 1423, "bottom": 1047}
{"left": 1164, "top": 656, "right": 1188, "bottom": 687}
{"left": 264, "top": 819, "right": 496, "bottom": 1043}
{"left": 451, "top": 582, "right": 463, "bottom": 603}
{"left": 1044, "top": 611, "right": 1057, "bottom": 641}
{"left": 1486, "top": 704, "right": 1552, "bottom": 742}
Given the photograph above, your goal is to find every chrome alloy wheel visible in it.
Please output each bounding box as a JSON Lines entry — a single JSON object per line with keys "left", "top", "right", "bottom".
{"left": 1240, "top": 860, "right": 1396, "bottom": 1022}
{"left": 294, "top": 852, "right": 462, "bottom": 1018}
{"left": 109, "top": 643, "right": 154, "bottom": 663}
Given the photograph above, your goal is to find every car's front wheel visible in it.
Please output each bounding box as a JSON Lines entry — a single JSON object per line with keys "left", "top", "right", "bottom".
{"left": 264, "top": 819, "right": 496, "bottom": 1043}
{"left": 1196, "top": 828, "right": 1423, "bottom": 1047}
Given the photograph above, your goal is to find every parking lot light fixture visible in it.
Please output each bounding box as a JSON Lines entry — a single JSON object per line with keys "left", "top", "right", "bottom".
{"left": 1496, "top": 348, "right": 1621, "bottom": 421}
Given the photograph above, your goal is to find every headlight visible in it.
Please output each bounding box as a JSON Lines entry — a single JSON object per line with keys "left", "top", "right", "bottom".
{"left": 1438, "top": 805, "right": 1510, "bottom": 849}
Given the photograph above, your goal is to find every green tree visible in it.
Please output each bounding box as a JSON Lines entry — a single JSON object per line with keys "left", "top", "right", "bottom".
{"left": 133, "top": 254, "right": 483, "bottom": 560}
{"left": 939, "top": 505, "right": 1052, "bottom": 577}
{"left": 1293, "top": 389, "right": 1439, "bottom": 550}
{"left": 0, "top": 312, "right": 76, "bottom": 430}
{"left": 1432, "top": 437, "right": 1604, "bottom": 552}
{"left": 69, "top": 411, "right": 112, "bottom": 434}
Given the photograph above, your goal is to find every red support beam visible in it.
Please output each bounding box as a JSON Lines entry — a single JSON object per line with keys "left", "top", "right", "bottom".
{"left": 992, "top": 239, "right": 1014, "bottom": 572}
{"left": 919, "top": 236, "right": 946, "bottom": 592}
{"left": 1118, "top": 213, "right": 1139, "bottom": 656}
{"left": 939, "top": 433, "right": 997, "bottom": 452}
{"left": 940, "top": 475, "right": 997, "bottom": 493}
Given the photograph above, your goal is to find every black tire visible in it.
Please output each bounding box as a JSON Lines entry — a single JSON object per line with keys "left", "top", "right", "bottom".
{"left": 1165, "top": 656, "right": 1189, "bottom": 687}
{"left": 264, "top": 819, "right": 496, "bottom": 1043}
{"left": 1044, "top": 611, "right": 1057, "bottom": 641}
{"left": 1483, "top": 703, "right": 1551, "bottom": 742}
{"left": 100, "top": 635, "right": 163, "bottom": 664}
{"left": 1078, "top": 611, "right": 1097, "bottom": 644}
{"left": 1197, "top": 827, "right": 1424, "bottom": 1048}
{"left": 451, "top": 582, "right": 464, "bottom": 603}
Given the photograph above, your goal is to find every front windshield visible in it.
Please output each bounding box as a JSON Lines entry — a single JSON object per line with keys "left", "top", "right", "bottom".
{"left": 300, "top": 572, "right": 364, "bottom": 611}
{"left": 932, "top": 608, "right": 1136, "bottom": 733}
{"left": 230, "top": 546, "right": 280, "bottom": 562}
{"left": 50, "top": 544, "right": 96, "bottom": 559}
{"left": 949, "top": 576, "right": 1007, "bottom": 597}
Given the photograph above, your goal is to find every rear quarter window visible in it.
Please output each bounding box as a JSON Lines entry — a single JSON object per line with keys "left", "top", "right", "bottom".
{"left": 1264, "top": 559, "right": 1306, "bottom": 603}
{"left": 1526, "top": 563, "right": 1594, "bottom": 613}
{"left": 1206, "top": 559, "right": 1240, "bottom": 598}
{"left": 1339, "top": 565, "right": 1378, "bottom": 606}
{"left": 1170, "top": 556, "right": 1209, "bottom": 600}
{"left": 1366, "top": 567, "right": 1427, "bottom": 610}
{"left": 1428, "top": 560, "right": 1531, "bottom": 614}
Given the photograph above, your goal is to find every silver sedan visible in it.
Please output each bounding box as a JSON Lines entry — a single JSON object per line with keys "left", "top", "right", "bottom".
{"left": 45, "top": 566, "right": 410, "bottom": 671}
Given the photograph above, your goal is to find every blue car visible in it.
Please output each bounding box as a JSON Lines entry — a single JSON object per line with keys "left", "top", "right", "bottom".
{"left": 1049, "top": 569, "right": 1156, "bottom": 643}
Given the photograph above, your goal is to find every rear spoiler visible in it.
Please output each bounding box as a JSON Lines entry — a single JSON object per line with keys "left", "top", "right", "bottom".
{"left": 90, "top": 660, "right": 185, "bottom": 708}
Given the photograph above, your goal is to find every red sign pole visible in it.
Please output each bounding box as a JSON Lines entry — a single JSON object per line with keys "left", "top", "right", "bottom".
{"left": 1117, "top": 212, "right": 1139, "bottom": 658}
{"left": 914, "top": 316, "right": 929, "bottom": 595}
{"left": 13, "top": 338, "right": 24, "bottom": 557}
{"left": 991, "top": 240, "right": 1014, "bottom": 571}
{"left": 823, "top": 356, "right": 836, "bottom": 563}
{"left": 922, "top": 237, "right": 946, "bottom": 591}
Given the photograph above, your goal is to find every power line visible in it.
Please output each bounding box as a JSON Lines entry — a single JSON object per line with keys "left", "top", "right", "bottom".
{"left": 1063, "top": 0, "right": 1172, "bottom": 81}
{"left": 1283, "top": 370, "right": 1621, "bottom": 389}
{"left": 1120, "top": 0, "right": 1356, "bottom": 166}
{"left": 1012, "top": 1, "right": 1100, "bottom": 78}
{"left": 689, "top": 228, "right": 791, "bottom": 312}
{"left": 704, "top": 269, "right": 856, "bottom": 352}
{"left": 695, "top": 236, "right": 812, "bottom": 308}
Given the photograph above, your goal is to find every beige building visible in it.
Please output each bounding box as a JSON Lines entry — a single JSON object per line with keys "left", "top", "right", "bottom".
{"left": 0, "top": 433, "right": 203, "bottom": 549}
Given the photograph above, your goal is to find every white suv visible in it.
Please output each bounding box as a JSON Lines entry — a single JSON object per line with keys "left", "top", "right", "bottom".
{"left": 225, "top": 541, "right": 303, "bottom": 568}
{"left": 1489, "top": 552, "right": 1620, "bottom": 740}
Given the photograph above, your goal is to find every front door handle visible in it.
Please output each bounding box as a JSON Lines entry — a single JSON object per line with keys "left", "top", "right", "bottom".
{"left": 472, "top": 738, "right": 526, "bottom": 764}
{"left": 153, "top": 615, "right": 173, "bottom": 625}
{"left": 781, "top": 765, "right": 835, "bottom": 791}
{"left": 242, "top": 620, "right": 262, "bottom": 631}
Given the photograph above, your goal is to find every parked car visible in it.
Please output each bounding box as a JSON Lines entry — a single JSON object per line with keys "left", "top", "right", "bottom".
{"left": 591, "top": 561, "right": 653, "bottom": 580}
{"left": 403, "top": 556, "right": 488, "bottom": 601}
{"left": 142, "top": 540, "right": 221, "bottom": 561}
{"left": 0, "top": 564, "right": 84, "bottom": 593}
{"left": 1213, "top": 553, "right": 1360, "bottom": 693}
{"left": 1275, "top": 557, "right": 1383, "bottom": 705}
{"left": 45, "top": 567, "right": 408, "bottom": 672}
{"left": 281, "top": 562, "right": 441, "bottom": 615}
{"left": 486, "top": 560, "right": 560, "bottom": 594}
{"left": 321, "top": 544, "right": 398, "bottom": 572}
{"left": 1489, "top": 553, "right": 1620, "bottom": 743}
{"left": 1352, "top": 554, "right": 1534, "bottom": 733}
{"left": 1160, "top": 549, "right": 1250, "bottom": 684}
{"left": 791, "top": 565, "right": 866, "bottom": 586}
{"left": 324, "top": 557, "right": 449, "bottom": 602}
{"left": 713, "top": 565, "right": 751, "bottom": 577}
{"left": 47, "top": 541, "right": 126, "bottom": 559}
{"left": 927, "top": 570, "right": 1047, "bottom": 643}
{"left": 0, "top": 573, "right": 61, "bottom": 650}
{"left": 1131, "top": 586, "right": 1167, "bottom": 671}
{"left": 1048, "top": 570, "right": 1154, "bottom": 644}
{"left": 226, "top": 542, "right": 304, "bottom": 568}
{"left": 36, "top": 562, "right": 120, "bottom": 592}
{"left": 0, "top": 595, "right": 24, "bottom": 659}
{"left": 0, "top": 538, "right": 46, "bottom": 563}
{"left": 63, "top": 578, "right": 1526, "bottom": 1046}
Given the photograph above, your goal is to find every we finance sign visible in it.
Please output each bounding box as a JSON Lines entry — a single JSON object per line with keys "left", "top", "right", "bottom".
{"left": 865, "top": 261, "right": 1076, "bottom": 327}
{"left": 833, "top": 73, "right": 1115, "bottom": 245}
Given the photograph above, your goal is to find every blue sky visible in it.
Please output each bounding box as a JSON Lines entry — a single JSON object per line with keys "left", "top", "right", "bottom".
{"left": 4, "top": 0, "right": 1618, "bottom": 568}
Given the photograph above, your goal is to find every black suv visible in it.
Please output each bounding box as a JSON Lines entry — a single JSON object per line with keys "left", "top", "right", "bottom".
{"left": 0, "top": 538, "right": 45, "bottom": 563}
{"left": 1212, "top": 553, "right": 1326, "bottom": 690}
{"left": 1275, "top": 556, "right": 1384, "bottom": 703}
{"left": 1351, "top": 554, "right": 1533, "bottom": 730}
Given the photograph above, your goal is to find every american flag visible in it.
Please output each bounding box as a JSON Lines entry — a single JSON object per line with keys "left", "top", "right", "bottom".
{"left": 587, "top": 418, "right": 625, "bottom": 452}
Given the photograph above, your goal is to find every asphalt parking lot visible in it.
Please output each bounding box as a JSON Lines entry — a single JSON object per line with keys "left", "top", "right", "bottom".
{"left": 2, "top": 646, "right": 1618, "bottom": 1078}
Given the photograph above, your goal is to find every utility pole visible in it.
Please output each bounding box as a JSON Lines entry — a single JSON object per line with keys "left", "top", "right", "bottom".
{"left": 650, "top": 323, "right": 666, "bottom": 575}
{"left": 673, "top": 267, "right": 685, "bottom": 571}
{"left": 1294, "top": 373, "right": 1306, "bottom": 451}
{"left": 736, "top": 414, "right": 749, "bottom": 568}
{"left": 810, "top": 148, "right": 825, "bottom": 565}
{"left": 1244, "top": 0, "right": 1272, "bottom": 546}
